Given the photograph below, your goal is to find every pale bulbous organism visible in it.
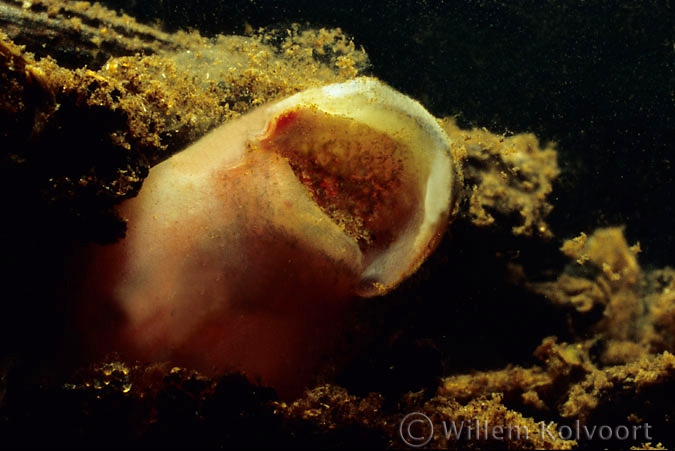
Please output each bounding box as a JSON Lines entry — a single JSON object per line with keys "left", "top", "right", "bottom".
{"left": 69, "top": 77, "right": 457, "bottom": 397}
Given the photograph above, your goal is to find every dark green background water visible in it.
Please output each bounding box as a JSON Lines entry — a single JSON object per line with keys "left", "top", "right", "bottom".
{"left": 103, "top": 0, "right": 675, "bottom": 268}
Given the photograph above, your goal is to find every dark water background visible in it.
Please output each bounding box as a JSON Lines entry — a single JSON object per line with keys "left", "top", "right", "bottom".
{"left": 102, "top": 0, "right": 675, "bottom": 269}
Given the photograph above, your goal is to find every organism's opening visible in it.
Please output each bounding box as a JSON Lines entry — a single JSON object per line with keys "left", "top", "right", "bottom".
{"left": 256, "top": 107, "right": 419, "bottom": 254}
